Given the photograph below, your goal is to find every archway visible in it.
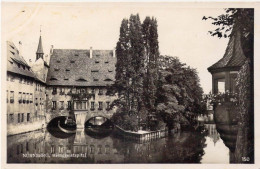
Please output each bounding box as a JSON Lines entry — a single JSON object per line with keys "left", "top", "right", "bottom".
{"left": 84, "top": 116, "right": 114, "bottom": 138}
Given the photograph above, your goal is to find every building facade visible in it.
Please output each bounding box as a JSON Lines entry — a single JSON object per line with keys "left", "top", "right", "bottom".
{"left": 45, "top": 48, "right": 117, "bottom": 128}
{"left": 7, "top": 34, "right": 117, "bottom": 135}
{"left": 6, "top": 41, "right": 46, "bottom": 136}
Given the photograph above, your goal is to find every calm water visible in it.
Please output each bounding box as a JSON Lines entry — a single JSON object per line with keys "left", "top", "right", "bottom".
{"left": 7, "top": 124, "right": 229, "bottom": 163}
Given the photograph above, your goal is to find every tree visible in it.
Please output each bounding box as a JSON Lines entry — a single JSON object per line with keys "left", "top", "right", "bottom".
{"left": 156, "top": 56, "right": 205, "bottom": 130}
{"left": 111, "top": 14, "right": 146, "bottom": 131}
{"left": 203, "top": 8, "right": 254, "bottom": 163}
{"left": 142, "top": 16, "right": 160, "bottom": 129}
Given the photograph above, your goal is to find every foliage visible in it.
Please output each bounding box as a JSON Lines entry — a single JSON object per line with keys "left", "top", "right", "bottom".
{"left": 202, "top": 8, "right": 253, "bottom": 59}
{"left": 156, "top": 56, "right": 206, "bottom": 130}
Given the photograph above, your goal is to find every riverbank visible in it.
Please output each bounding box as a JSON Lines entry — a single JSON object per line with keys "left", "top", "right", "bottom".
{"left": 114, "top": 125, "right": 170, "bottom": 143}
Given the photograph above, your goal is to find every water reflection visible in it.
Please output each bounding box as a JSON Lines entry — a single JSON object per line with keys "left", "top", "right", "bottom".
{"left": 7, "top": 124, "right": 229, "bottom": 163}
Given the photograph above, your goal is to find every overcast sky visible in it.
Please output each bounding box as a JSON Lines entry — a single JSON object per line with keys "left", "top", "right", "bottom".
{"left": 2, "top": 2, "right": 230, "bottom": 93}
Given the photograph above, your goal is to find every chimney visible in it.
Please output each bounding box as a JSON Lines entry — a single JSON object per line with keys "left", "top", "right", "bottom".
{"left": 50, "top": 45, "right": 54, "bottom": 55}
{"left": 113, "top": 47, "right": 116, "bottom": 58}
{"left": 18, "top": 41, "right": 22, "bottom": 56}
{"left": 90, "top": 47, "right": 93, "bottom": 58}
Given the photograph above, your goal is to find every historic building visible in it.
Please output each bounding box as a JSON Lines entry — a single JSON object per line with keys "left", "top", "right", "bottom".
{"left": 6, "top": 31, "right": 117, "bottom": 135}
{"left": 208, "top": 27, "right": 247, "bottom": 94}
{"left": 6, "top": 41, "right": 46, "bottom": 136}
{"left": 45, "top": 47, "right": 117, "bottom": 128}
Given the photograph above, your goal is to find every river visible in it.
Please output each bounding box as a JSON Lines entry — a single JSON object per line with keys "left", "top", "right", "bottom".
{"left": 7, "top": 124, "right": 229, "bottom": 163}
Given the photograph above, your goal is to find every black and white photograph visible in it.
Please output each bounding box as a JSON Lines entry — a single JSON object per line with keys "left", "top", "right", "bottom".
{"left": 1, "top": 2, "right": 258, "bottom": 167}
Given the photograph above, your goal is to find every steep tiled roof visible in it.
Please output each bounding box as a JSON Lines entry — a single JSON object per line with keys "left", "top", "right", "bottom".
{"left": 208, "top": 28, "right": 247, "bottom": 73}
{"left": 36, "top": 36, "right": 44, "bottom": 54}
{"left": 46, "top": 49, "right": 116, "bottom": 86}
{"left": 7, "top": 41, "right": 35, "bottom": 78}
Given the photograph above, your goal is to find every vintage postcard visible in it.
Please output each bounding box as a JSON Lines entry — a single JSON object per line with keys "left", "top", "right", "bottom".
{"left": 1, "top": 1, "right": 259, "bottom": 169}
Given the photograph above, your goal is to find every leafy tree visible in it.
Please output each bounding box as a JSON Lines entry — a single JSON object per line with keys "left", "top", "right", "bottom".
{"left": 156, "top": 56, "right": 205, "bottom": 130}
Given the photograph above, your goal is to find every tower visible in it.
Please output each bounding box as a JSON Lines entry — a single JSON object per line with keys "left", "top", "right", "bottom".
{"left": 36, "top": 27, "right": 44, "bottom": 61}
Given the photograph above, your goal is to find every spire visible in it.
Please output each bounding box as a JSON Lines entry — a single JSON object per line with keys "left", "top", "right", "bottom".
{"left": 36, "top": 26, "right": 44, "bottom": 60}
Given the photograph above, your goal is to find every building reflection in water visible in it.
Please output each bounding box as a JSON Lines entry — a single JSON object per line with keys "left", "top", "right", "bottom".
{"left": 7, "top": 124, "right": 229, "bottom": 163}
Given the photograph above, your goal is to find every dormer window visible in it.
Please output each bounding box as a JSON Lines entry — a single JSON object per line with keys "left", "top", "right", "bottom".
{"left": 108, "top": 70, "right": 113, "bottom": 72}
{"left": 66, "top": 69, "right": 70, "bottom": 72}
{"left": 10, "top": 51, "right": 15, "bottom": 55}
{"left": 94, "top": 79, "right": 99, "bottom": 81}
{"left": 91, "top": 70, "right": 99, "bottom": 72}
{"left": 105, "top": 61, "right": 109, "bottom": 64}
{"left": 104, "top": 78, "right": 112, "bottom": 81}
{"left": 70, "top": 60, "right": 75, "bottom": 63}
{"left": 75, "top": 53, "right": 79, "bottom": 56}
{"left": 50, "top": 77, "right": 58, "bottom": 81}
{"left": 10, "top": 45, "right": 15, "bottom": 49}
{"left": 76, "top": 78, "right": 87, "bottom": 81}
{"left": 64, "top": 78, "right": 69, "bottom": 80}
{"left": 95, "top": 61, "right": 100, "bottom": 63}
{"left": 57, "top": 60, "right": 60, "bottom": 63}
{"left": 54, "top": 68, "right": 60, "bottom": 71}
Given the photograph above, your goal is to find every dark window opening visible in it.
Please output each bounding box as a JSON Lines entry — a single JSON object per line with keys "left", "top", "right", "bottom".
{"left": 104, "top": 78, "right": 112, "bottom": 81}
{"left": 93, "top": 79, "right": 99, "bottom": 81}
{"left": 91, "top": 70, "right": 99, "bottom": 72}
{"left": 70, "top": 60, "right": 75, "bottom": 63}
{"left": 95, "top": 61, "right": 100, "bottom": 63}
{"left": 76, "top": 78, "right": 87, "bottom": 81}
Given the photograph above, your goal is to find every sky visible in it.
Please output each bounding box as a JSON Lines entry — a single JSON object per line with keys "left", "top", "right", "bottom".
{"left": 2, "top": 2, "right": 230, "bottom": 93}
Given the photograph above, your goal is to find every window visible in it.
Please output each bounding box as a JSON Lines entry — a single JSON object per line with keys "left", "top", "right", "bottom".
{"left": 91, "top": 102, "right": 95, "bottom": 110}
{"left": 21, "top": 113, "right": 24, "bottom": 122}
{"left": 60, "top": 88, "right": 65, "bottom": 94}
{"left": 52, "top": 101, "right": 57, "bottom": 109}
{"left": 23, "top": 78, "right": 26, "bottom": 84}
{"left": 18, "top": 113, "right": 20, "bottom": 123}
{"left": 18, "top": 92, "right": 22, "bottom": 103}
{"left": 6, "top": 90, "right": 8, "bottom": 103}
{"left": 90, "top": 145, "right": 94, "bottom": 154}
{"left": 82, "top": 102, "right": 86, "bottom": 110}
{"left": 98, "top": 102, "right": 103, "bottom": 110}
{"left": 94, "top": 79, "right": 99, "bottom": 81}
{"left": 10, "top": 75, "right": 15, "bottom": 82}
{"left": 30, "top": 94, "right": 33, "bottom": 103}
{"left": 217, "top": 79, "right": 225, "bottom": 93}
{"left": 70, "top": 60, "right": 75, "bottom": 63}
{"left": 91, "top": 88, "right": 95, "bottom": 95}
{"left": 66, "top": 69, "right": 70, "bottom": 72}
{"left": 95, "top": 61, "right": 100, "bottom": 63}
{"left": 106, "top": 101, "right": 110, "bottom": 110}
{"left": 76, "top": 102, "right": 82, "bottom": 110}
{"left": 51, "top": 145, "right": 55, "bottom": 154}
{"left": 105, "top": 61, "right": 109, "bottom": 64}
{"left": 10, "top": 91, "right": 14, "bottom": 103}
{"left": 52, "top": 87, "right": 57, "bottom": 94}
{"left": 91, "top": 70, "right": 99, "bottom": 72}
{"left": 98, "top": 88, "right": 103, "bottom": 95}
{"left": 27, "top": 113, "right": 30, "bottom": 122}
{"left": 19, "top": 77, "right": 22, "bottom": 83}
{"left": 67, "top": 101, "right": 72, "bottom": 110}
{"left": 9, "top": 114, "right": 14, "bottom": 123}
{"left": 60, "top": 101, "right": 64, "bottom": 109}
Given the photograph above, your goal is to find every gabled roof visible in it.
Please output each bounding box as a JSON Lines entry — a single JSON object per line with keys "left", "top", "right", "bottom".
{"left": 46, "top": 49, "right": 116, "bottom": 86}
{"left": 7, "top": 41, "right": 35, "bottom": 78}
{"left": 36, "top": 36, "right": 44, "bottom": 54}
{"left": 208, "top": 27, "right": 247, "bottom": 73}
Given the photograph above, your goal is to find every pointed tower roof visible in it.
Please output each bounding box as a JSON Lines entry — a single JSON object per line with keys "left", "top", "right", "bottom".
{"left": 208, "top": 26, "right": 247, "bottom": 73}
{"left": 36, "top": 36, "right": 44, "bottom": 54}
